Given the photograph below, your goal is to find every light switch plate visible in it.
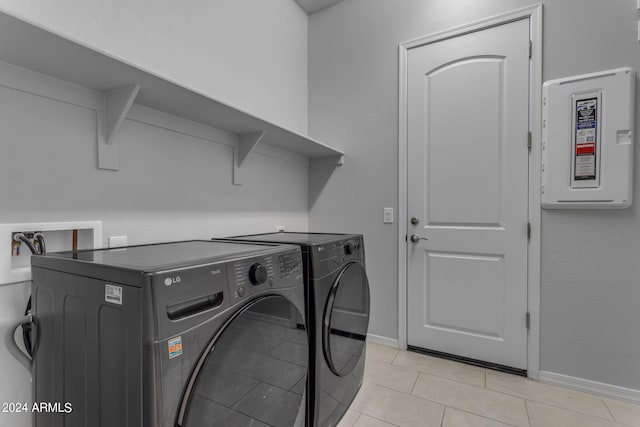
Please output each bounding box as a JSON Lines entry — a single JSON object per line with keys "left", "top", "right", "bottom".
{"left": 383, "top": 207, "right": 394, "bottom": 223}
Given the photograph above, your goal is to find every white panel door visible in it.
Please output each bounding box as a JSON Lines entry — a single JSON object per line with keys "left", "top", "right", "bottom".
{"left": 406, "top": 18, "right": 530, "bottom": 369}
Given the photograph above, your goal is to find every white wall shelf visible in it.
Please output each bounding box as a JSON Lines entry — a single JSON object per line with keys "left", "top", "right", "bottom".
{"left": 0, "top": 11, "right": 344, "bottom": 177}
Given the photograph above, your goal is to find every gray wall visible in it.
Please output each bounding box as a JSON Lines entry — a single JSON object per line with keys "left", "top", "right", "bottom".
{"left": 309, "top": 0, "right": 640, "bottom": 389}
{"left": 540, "top": 0, "right": 640, "bottom": 391}
{"left": 308, "top": 0, "right": 533, "bottom": 341}
{"left": 0, "top": 1, "right": 310, "bottom": 424}
{"left": 0, "top": 0, "right": 309, "bottom": 133}
{"left": 0, "top": 69, "right": 310, "bottom": 427}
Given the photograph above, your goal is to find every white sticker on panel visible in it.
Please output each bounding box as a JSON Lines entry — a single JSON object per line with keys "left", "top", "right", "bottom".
{"left": 105, "top": 284, "right": 123, "bottom": 305}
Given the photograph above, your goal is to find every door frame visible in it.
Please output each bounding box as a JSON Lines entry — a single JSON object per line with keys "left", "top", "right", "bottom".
{"left": 397, "top": 4, "right": 543, "bottom": 379}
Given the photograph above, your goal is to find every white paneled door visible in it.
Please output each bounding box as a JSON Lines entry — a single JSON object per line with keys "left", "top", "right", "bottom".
{"left": 406, "top": 18, "right": 530, "bottom": 370}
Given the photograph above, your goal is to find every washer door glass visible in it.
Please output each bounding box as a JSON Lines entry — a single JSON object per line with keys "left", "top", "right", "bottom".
{"left": 178, "top": 296, "right": 308, "bottom": 427}
{"left": 323, "top": 261, "right": 370, "bottom": 376}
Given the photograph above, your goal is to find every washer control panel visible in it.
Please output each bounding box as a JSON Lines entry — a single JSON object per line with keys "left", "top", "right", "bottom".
{"left": 248, "top": 263, "right": 268, "bottom": 285}
{"left": 227, "top": 249, "right": 302, "bottom": 302}
{"left": 279, "top": 251, "right": 303, "bottom": 277}
{"left": 234, "top": 256, "right": 274, "bottom": 287}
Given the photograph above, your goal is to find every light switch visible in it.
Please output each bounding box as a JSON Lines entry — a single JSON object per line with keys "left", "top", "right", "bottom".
{"left": 383, "top": 207, "right": 394, "bottom": 224}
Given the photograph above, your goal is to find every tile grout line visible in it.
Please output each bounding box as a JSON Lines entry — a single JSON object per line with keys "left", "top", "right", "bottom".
{"left": 372, "top": 347, "right": 637, "bottom": 426}
{"left": 419, "top": 370, "right": 501, "bottom": 392}
{"left": 364, "top": 364, "right": 421, "bottom": 395}
{"left": 362, "top": 377, "right": 417, "bottom": 398}
{"left": 524, "top": 399, "right": 532, "bottom": 425}
{"left": 516, "top": 371, "right": 628, "bottom": 405}
{"left": 451, "top": 406, "right": 521, "bottom": 427}
{"left": 369, "top": 356, "right": 419, "bottom": 373}
{"left": 366, "top": 377, "right": 526, "bottom": 427}
{"left": 484, "top": 372, "right": 621, "bottom": 422}
{"left": 393, "top": 365, "right": 486, "bottom": 388}
{"left": 362, "top": 378, "right": 447, "bottom": 409}
{"left": 485, "top": 386, "right": 619, "bottom": 423}
{"left": 389, "top": 349, "right": 401, "bottom": 365}
{"left": 367, "top": 357, "right": 428, "bottom": 395}
{"left": 402, "top": 373, "right": 531, "bottom": 426}
{"left": 439, "top": 405, "right": 447, "bottom": 427}
{"left": 601, "top": 397, "right": 620, "bottom": 424}
{"left": 351, "top": 411, "right": 361, "bottom": 427}
{"left": 393, "top": 351, "right": 488, "bottom": 383}
{"left": 402, "top": 348, "right": 622, "bottom": 410}
{"left": 366, "top": 413, "right": 401, "bottom": 427}
{"left": 523, "top": 398, "right": 631, "bottom": 426}
{"left": 409, "top": 370, "right": 420, "bottom": 396}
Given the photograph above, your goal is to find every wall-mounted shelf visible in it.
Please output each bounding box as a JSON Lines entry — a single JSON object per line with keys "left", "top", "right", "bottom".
{"left": 0, "top": 11, "right": 344, "bottom": 179}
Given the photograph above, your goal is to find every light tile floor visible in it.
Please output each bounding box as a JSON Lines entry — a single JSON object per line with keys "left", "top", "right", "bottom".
{"left": 338, "top": 343, "right": 640, "bottom": 427}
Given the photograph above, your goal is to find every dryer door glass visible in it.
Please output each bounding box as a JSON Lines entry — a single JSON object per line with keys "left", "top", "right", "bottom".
{"left": 177, "top": 296, "right": 308, "bottom": 427}
{"left": 323, "top": 262, "right": 371, "bottom": 376}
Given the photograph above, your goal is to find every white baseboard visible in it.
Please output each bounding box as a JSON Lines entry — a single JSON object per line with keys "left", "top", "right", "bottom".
{"left": 539, "top": 370, "right": 640, "bottom": 404}
{"left": 366, "top": 334, "right": 399, "bottom": 348}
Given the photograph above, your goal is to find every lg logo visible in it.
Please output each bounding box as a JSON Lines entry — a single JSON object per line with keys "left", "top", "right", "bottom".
{"left": 164, "top": 276, "right": 181, "bottom": 286}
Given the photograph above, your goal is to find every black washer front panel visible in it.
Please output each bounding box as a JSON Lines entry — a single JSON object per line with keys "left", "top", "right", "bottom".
{"left": 323, "top": 262, "right": 370, "bottom": 377}
{"left": 178, "top": 296, "right": 308, "bottom": 427}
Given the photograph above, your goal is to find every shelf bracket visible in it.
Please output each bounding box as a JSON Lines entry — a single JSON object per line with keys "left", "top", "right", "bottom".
{"left": 233, "top": 131, "right": 266, "bottom": 185}
{"left": 312, "top": 154, "right": 344, "bottom": 167}
{"left": 98, "top": 84, "right": 141, "bottom": 170}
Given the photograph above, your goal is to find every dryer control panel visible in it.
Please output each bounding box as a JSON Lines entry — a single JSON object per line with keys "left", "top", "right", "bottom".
{"left": 312, "top": 236, "right": 365, "bottom": 279}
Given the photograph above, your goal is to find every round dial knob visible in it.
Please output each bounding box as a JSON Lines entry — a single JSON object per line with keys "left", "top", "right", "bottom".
{"left": 344, "top": 242, "right": 355, "bottom": 255}
{"left": 249, "top": 263, "right": 268, "bottom": 286}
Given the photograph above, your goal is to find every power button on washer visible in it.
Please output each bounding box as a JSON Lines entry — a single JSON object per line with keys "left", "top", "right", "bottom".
{"left": 237, "top": 287, "right": 246, "bottom": 297}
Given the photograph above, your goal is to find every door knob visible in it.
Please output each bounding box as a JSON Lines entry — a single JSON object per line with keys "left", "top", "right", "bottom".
{"left": 410, "top": 217, "right": 420, "bottom": 225}
{"left": 410, "top": 234, "right": 428, "bottom": 243}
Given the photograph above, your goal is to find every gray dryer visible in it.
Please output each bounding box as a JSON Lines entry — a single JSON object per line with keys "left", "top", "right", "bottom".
{"left": 224, "top": 233, "right": 370, "bottom": 427}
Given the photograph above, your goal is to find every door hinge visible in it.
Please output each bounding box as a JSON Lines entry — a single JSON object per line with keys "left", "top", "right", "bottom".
{"left": 405, "top": 234, "right": 407, "bottom": 242}
{"left": 527, "top": 222, "right": 531, "bottom": 240}
{"left": 526, "top": 312, "right": 531, "bottom": 330}
{"left": 527, "top": 131, "right": 532, "bottom": 151}
{"left": 529, "top": 40, "right": 532, "bottom": 58}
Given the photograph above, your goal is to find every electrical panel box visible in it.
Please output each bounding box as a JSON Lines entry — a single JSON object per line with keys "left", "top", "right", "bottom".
{"left": 541, "top": 67, "right": 635, "bottom": 209}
